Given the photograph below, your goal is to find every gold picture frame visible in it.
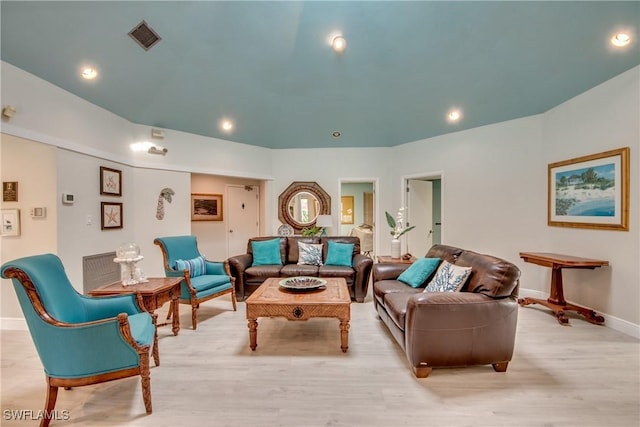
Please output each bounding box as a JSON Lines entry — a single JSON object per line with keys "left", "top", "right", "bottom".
{"left": 548, "top": 147, "right": 629, "bottom": 231}
{"left": 191, "top": 193, "right": 223, "bottom": 221}
{"left": 3, "top": 182, "right": 18, "bottom": 202}
{"left": 341, "top": 195, "right": 354, "bottom": 224}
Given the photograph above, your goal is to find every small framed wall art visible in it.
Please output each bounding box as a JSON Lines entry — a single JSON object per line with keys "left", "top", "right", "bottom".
{"left": 1, "top": 209, "right": 21, "bottom": 236}
{"left": 3, "top": 182, "right": 18, "bottom": 202}
{"left": 100, "top": 166, "right": 122, "bottom": 196}
{"left": 548, "top": 147, "right": 629, "bottom": 231}
{"left": 101, "top": 202, "right": 123, "bottom": 230}
{"left": 191, "top": 193, "right": 223, "bottom": 221}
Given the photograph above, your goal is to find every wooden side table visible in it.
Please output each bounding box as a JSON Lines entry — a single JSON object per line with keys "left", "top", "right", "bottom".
{"left": 518, "top": 252, "right": 608, "bottom": 325}
{"left": 89, "top": 277, "right": 183, "bottom": 365}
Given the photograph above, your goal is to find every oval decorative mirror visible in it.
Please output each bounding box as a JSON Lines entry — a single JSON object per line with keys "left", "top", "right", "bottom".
{"left": 278, "top": 182, "right": 331, "bottom": 234}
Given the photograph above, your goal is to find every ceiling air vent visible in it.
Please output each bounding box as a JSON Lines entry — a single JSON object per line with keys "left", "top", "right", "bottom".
{"left": 128, "top": 20, "right": 161, "bottom": 51}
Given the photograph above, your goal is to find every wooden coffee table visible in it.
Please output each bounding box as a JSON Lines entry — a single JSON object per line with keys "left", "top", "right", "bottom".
{"left": 246, "top": 277, "right": 351, "bottom": 353}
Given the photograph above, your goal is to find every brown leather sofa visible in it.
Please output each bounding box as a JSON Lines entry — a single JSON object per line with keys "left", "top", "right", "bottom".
{"left": 228, "top": 236, "right": 373, "bottom": 302}
{"left": 373, "top": 244, "right": 521, "bottom": 378}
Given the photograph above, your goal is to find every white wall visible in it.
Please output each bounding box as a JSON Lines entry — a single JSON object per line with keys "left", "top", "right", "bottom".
{"left": 1, "top": 60, "right": 638, "bottom": 335}
{"left": 539, "top": 66, "right": 639, "bottom": 326}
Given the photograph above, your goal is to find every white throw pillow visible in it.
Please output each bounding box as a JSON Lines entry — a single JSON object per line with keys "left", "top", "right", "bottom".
{"left": 297, "top": 242, "right": 323, "bottom": 266}
{"left": 424, "top": 260, "right": 472, "bottom": 293}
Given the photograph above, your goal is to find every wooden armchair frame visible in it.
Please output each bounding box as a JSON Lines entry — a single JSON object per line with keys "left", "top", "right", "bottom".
{"left": 2, "top": 266, "right": 157, "bottom": 427}
{"left": 154, "top": 237, "right": 237, "bottom": 330}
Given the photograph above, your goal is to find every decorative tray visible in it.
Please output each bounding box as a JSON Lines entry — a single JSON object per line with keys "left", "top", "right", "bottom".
{"left": 278, "top": 224, "right": 294, "bottom": 236}
{"left": 279, "top": 277, "right": 327, "bottom": 290}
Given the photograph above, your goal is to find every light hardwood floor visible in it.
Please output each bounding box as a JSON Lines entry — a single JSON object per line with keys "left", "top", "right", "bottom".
{"left": 2, "top": 294, "right": 639, "bottom": 427}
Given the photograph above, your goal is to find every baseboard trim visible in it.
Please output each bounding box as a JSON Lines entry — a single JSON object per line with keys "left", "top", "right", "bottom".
{"left": 1, "top": 317, "right": 28, "bottom": 330}
{"left": 518, "top": 289, "right": 640, "bottom": 339}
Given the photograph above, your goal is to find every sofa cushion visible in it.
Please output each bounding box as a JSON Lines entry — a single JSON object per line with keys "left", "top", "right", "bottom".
{"left": 424, "top": 260, "right": 472, "bottom": 293}
{"left": 373, "top": 279, "right": 421, "bottom": 306}
{"left": 298, "top": 242, "right": 323, "bottom": 266}
{"left": 325, "top": 241, "right": 354, "bottom": 266}
{"left": 280, "top": 264, "right": 320, "bottom": 277}
{"left": 245, "top": 265, "right": 284, "bottom": 283}
{"left": 456, "top": 250, "right": 521, "bottom": 297}
{"left": 174, "top": 255, "right": 206, "bottom": 277}
{"left": 251, "top": 238, "right": 282, "bottom": 266}
{"left": 318, "top": 265, "right": 354, "bottom": 284}
{"left": 397, "top": 258, "right": 441, "bottom": 288}
{"left": 383, "top": 292, "right": 416, "bottom": 331}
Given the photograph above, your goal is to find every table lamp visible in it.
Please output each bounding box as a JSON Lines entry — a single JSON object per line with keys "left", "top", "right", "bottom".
{"left": 316, "top": 215, "right": 332, "bottom": 236}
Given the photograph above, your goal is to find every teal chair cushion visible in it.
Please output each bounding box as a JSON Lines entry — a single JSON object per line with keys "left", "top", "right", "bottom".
{"left": 128, "top": 312, "right": 156, "bottom": 347}
{"left": 185, "top": 275, "right": 232, "bottom": 300}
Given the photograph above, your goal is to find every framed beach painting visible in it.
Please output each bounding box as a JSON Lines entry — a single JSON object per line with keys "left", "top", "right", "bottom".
{"left": 548, "top": 147, "right": 629, "bottom": 231}
{"left": 191, "top": 193, "right": 223, "bottom": 221}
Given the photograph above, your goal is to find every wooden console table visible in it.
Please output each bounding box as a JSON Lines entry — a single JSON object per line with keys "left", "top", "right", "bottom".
{"left": 518, "top": 252, "right": 608, "bottom": 325}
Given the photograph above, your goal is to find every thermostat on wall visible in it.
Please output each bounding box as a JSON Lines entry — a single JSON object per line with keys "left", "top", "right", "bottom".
{"left": 30, "top": 207, "right": 47, "bottom": 218}
{"left": 62, "top": 193, "right": 75, "bottom": 204}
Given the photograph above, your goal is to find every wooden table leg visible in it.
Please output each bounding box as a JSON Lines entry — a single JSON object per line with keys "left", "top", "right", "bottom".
{"left": 339, "top": 319, "right": 350, "bottom": 353}
{"left": 518, "top": 264, "right": 604, "bottom": 325}
{"left": 248, "top": 318, "right": 258, "bottom": 351}
{"left": 170, "top": 296, "right": 180, "bottom": 336}
{"left": 151, "top": 312, "right": 160, "bottom": 366}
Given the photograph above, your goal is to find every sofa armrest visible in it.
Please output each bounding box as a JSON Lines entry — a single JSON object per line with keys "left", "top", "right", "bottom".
{"left": 372, "top": 263, "right": 411, "bottom": 282}
{"left": 404, "top": 292, "right": 518, "bottom": 367}
{"left": 352, "top": 254, "right": 374, "bottom": 302}
{"left": 227, "top": 254, "right": 253, "bottom": 300}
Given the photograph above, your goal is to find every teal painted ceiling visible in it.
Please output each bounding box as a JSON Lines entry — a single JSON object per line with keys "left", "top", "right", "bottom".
{"left": 1, "top": 1, "right": 638, "bottom": 149}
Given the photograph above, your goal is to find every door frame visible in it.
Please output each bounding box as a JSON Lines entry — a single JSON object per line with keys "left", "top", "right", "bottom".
{"left": 338, "top": 178, "right": 379, "bottom": 257}
{"left": 401, "top": 171, "right": 444, "bottom": 253}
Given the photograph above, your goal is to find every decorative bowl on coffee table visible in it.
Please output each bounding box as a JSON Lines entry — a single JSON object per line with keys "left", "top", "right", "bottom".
{"left": 279, "top": 276, "right": 327, "bottom": 291}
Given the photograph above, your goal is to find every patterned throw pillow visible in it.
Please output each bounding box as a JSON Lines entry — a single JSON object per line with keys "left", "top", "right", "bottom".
{"left": 424, "top": 260, "right": 472, "bottom": 293}
{"left": 174, "top": 255, "right": 207, "bottom": 278}
{"left": 298, "top": 242, "right": 323, "bottom": 266}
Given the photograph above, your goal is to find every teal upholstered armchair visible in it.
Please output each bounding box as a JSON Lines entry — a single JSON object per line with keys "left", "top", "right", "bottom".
{"left": 1, "top": 254, "right": 157, "bottom": 427}
{"left": 154, "top": 235, "right": 236, "bottom": 330}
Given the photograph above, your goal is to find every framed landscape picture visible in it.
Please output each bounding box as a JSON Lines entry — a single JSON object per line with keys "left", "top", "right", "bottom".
{"left": 191, "top": 193, "right": 223, "bottom": 221}
{"left": 548, "top": 147, "right": 629, "bottom": 231}
{"left": 100, "top": 166, "right": 122, "bottom": 196}
{"left": 101, "top": 202, "right": 123, "bottom": 230}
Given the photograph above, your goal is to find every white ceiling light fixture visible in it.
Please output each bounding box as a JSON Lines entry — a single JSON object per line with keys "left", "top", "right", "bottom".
{"left": 611, "top": 33, "right": 631, "bottom": 47}
{"left": 447, "top": 109, "right": 462, "bottom": 123}
{"left": 332, "top": 36, "right": 347, "bottom": 52}
{"left": 81, "top": 67, "right": 98, "bottom": 80}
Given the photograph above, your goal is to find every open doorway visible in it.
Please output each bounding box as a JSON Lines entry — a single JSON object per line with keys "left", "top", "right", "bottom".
{"left": 339, "top": 179, "right": 377, "bottom": 258}
{"left": 403, "top": 174, "right": 442, "bottom": 257}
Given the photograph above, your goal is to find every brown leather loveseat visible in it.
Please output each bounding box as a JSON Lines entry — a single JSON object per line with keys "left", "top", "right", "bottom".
{"left": 373, "top": 244, "right": 520, "bottom": 378}
{"left": 228, "top": 236, "right": 373, "bottom": 302}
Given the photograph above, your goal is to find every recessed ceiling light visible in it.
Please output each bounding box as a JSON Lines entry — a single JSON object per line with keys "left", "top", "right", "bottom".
{"left": 611, "top": 33, "right": 631, "bottom": 47}
{"left": 332, "top": 36, "right": 347, "bottom": 52}
{"left": 447, "top": 109, "right": 462, "bottom": 122}
{"left": 81, "top": 67, "right": 98, "bottom": 80}
{"left": 332, "top": 130, "right": 342, "bottom": 139}
{"left": 221, "top": 119, "right": 234, "bottom": 132}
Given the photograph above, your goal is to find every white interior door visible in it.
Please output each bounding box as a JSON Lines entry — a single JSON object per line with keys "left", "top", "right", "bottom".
{"left": 407, "top": 179, "right": 433, "bottom": 257}
{"left": 227, "top": 185, "right": 259, "bottom": 257}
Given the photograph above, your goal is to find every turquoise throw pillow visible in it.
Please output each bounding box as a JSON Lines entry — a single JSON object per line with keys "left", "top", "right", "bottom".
{"left": 251, "top": 238, "right": 282, "bottom": 266}
{"left": 174, "top": 255, "right": 207, "bottom": 277}
{"left": 324, "top": 241, "right": 354, "bottom": 267}
{"left": 398, "top": 258, "right": 441, "bottom": 288}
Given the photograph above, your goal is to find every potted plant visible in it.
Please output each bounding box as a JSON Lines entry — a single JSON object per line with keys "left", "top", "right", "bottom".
{"left": 385, "top": 208, "right": 415, "bottom": 258}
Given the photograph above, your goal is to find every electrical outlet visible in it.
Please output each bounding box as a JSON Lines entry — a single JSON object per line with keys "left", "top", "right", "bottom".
{"left": 86, "top": 215, "right": 92, "bottom": 226}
